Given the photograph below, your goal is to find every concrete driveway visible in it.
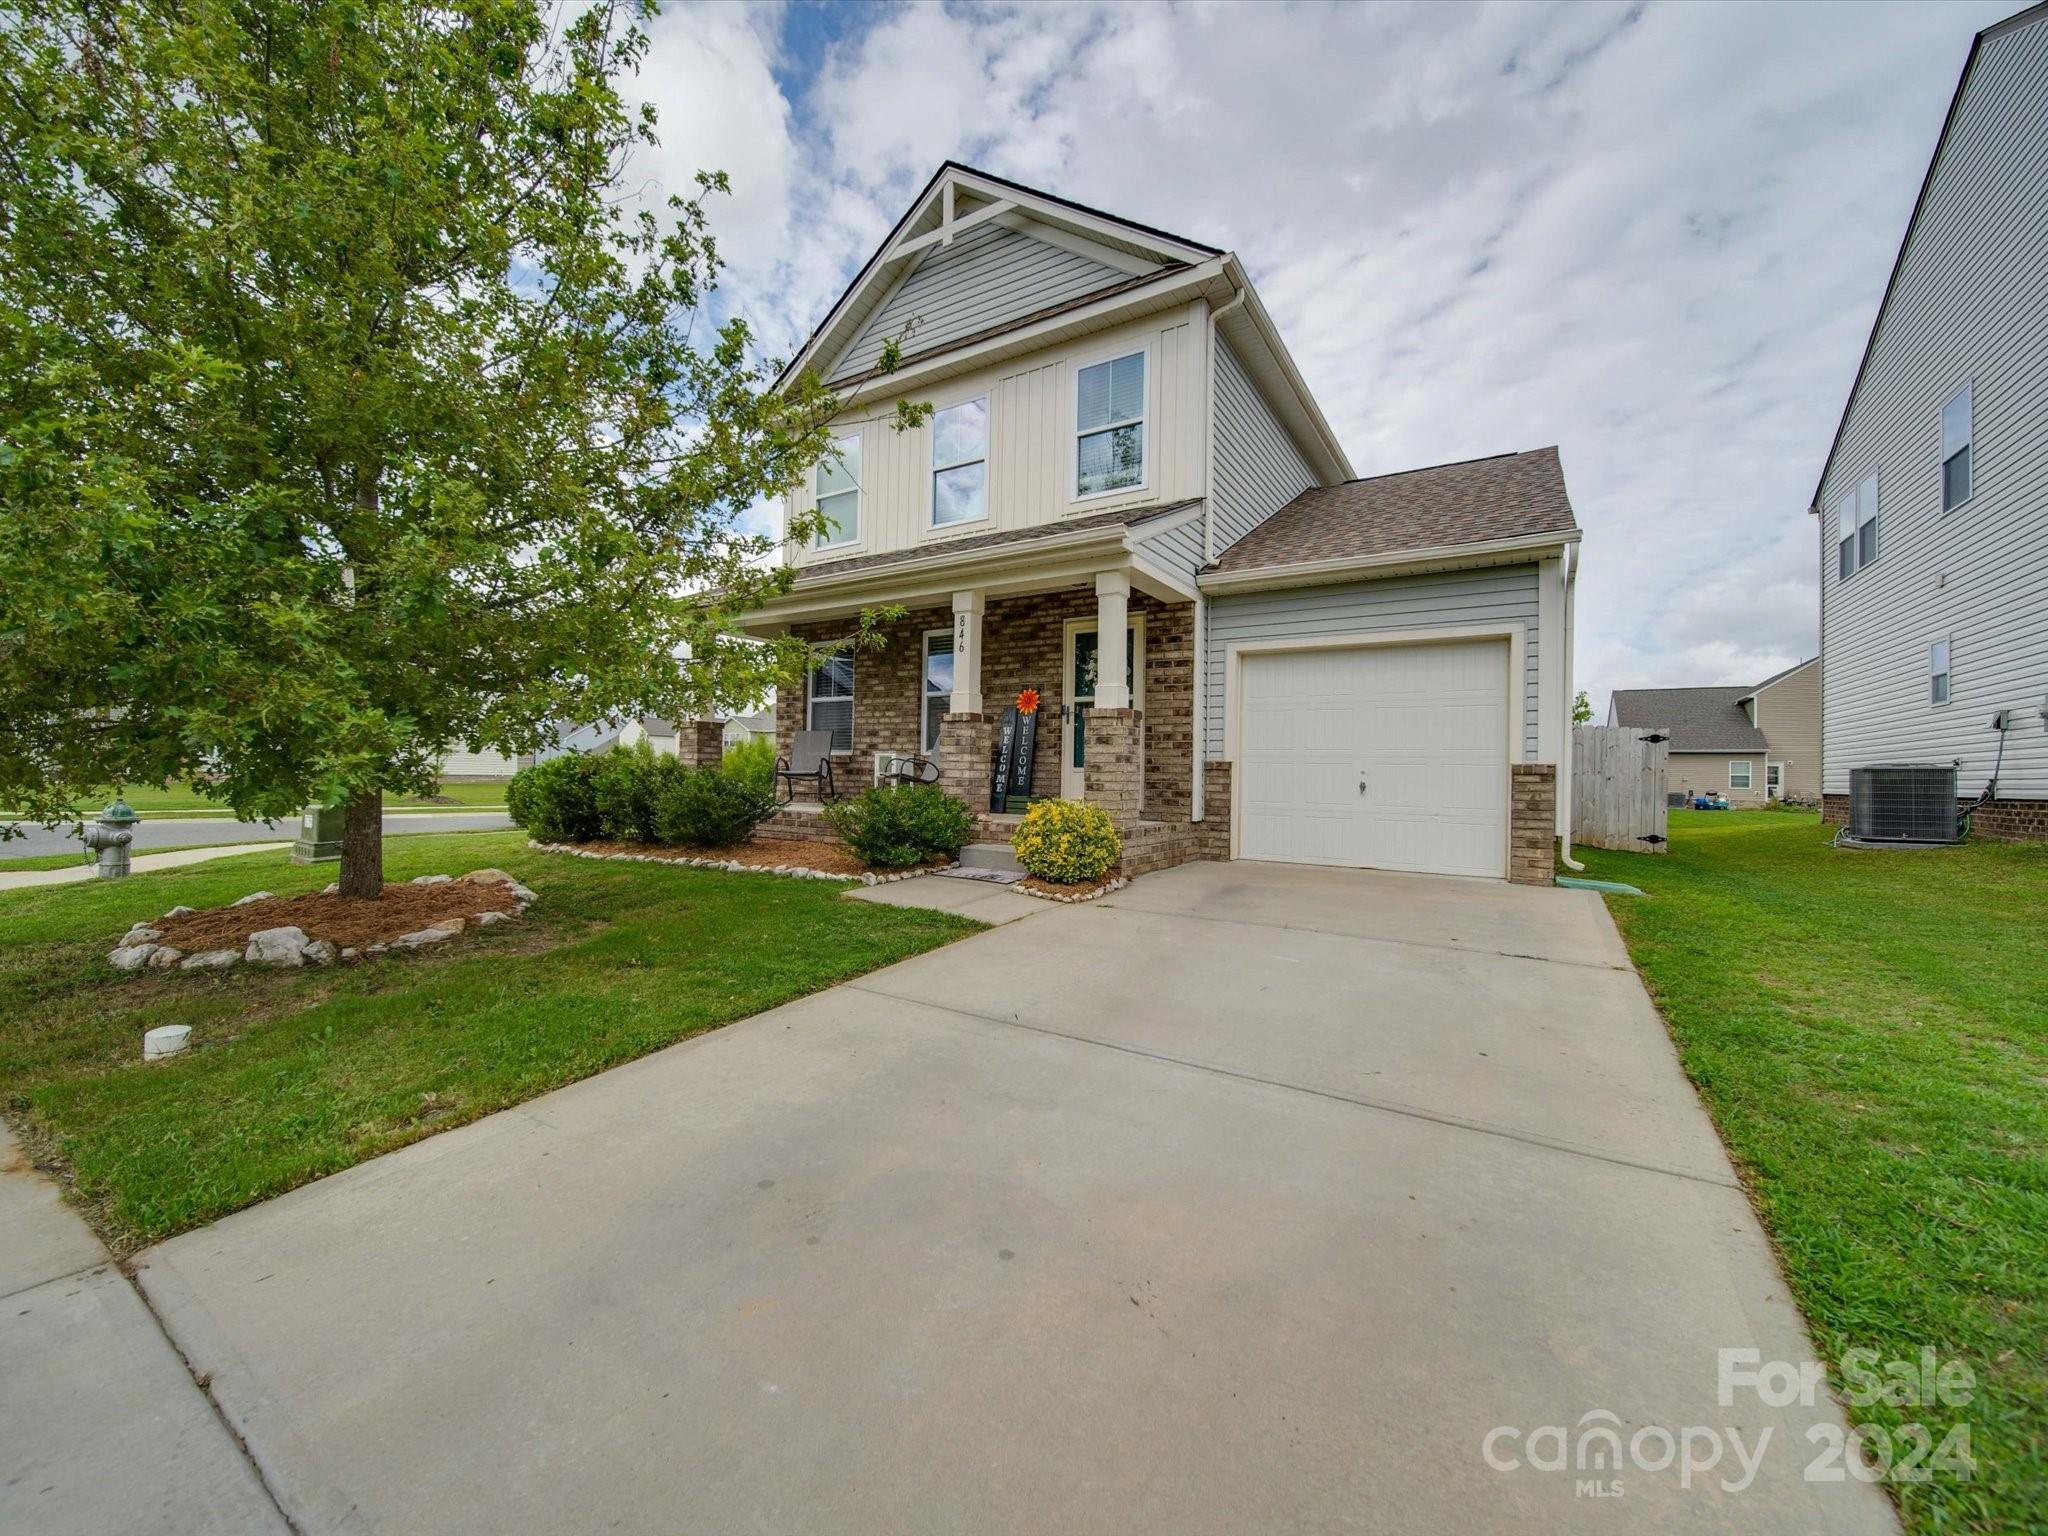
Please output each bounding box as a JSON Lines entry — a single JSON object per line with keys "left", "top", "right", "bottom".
{"left": 136, "top": 861, "right": 1896, "bottom": 1535}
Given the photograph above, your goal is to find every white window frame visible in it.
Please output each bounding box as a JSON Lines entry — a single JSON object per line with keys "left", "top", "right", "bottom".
{"left": 1941, "top": 384, "right": 1972, "bottom": 512}
{"left": 1728, "top": 760, "right": 1753, "bottom": 791}
{"left": 1929, "top": 636, "right": 1951, "bottom": 706}
{"left": 1068, "top": 338, "right": 1153, "bottom": 506}
{"left": 927, "top": 395, "right": 990, "bottom": 531}
{"left": 1767, "top": 762, "right": 1782, "bottom": 798}
{"left": 921, "top": 628, "right": 953, "bottom": 755}
{"left": 1835, "top": 469, "right": 1878, "bottom": 580}
{"left": 805, "top": 652, "right": 855, "bottom": 754}
{"left": 813, "top": 434, "right": 862, "bottom": 551}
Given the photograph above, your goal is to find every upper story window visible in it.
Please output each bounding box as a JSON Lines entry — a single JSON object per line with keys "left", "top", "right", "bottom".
{"left": 931, "top": 399, "right": 988, "bottom": 526}
{"left": 1941, "top": 385, "right": 1972, "bottom": 511}
{"left": 814, "top": 436, "right": 861, "bottom": 549}
{"left": 1076, "top": 351, "right": 1145, "bottom": 498}
{"left": 1929, "top": 637, "right": 1951, "bottom": 705}
{"left": 1835, "top": 470, "right": 1878, "bottom": 581}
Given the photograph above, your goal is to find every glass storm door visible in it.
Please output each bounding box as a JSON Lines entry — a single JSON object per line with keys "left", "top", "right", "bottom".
{"left": 1061, "top": 623, "right": 1140, "bottom": 799}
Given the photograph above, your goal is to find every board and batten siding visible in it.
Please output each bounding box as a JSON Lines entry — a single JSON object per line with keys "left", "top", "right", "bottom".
{"left": 1211, "top": 338, "right": 1318, "bottom": 556}
{"left": 1817, "top": 11, "right": 2048, "bottom": 798}
{"left": 827, "top": 222, "right": 1129, "bottom": 382}
{"left": 789, "top": 311, "right": 1205, "bottom": 568}
{"left": 1204, "top": 565, "right": 1543, "bottom": 762}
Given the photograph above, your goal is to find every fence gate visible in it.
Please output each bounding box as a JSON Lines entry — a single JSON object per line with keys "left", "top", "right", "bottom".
{"left": 1571, "top": 726, "right": 1669, "bottom": 853}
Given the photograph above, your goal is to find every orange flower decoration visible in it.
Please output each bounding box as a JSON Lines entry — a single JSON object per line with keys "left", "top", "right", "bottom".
{"left": 1016, "top": 688, "right": 1041, "bottom": 716}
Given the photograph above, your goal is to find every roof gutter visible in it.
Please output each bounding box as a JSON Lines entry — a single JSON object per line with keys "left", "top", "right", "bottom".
{"left": 1197, "top": 531, "right": 1580, "bottom": 595}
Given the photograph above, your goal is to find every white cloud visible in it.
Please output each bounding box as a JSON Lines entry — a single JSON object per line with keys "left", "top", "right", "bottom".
{"left": 627, "top": 0, "right": 2008, "bottom": 713}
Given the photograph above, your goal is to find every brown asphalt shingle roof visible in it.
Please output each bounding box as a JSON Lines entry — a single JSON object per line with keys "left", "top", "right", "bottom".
{"left": 1609, "top": 686, "right": 1770, "bottom": 754}
{"left": 1207, "top": 446, "right": 1578, "bottom": 574}
{"left": 794, "top": 498, "right": 1201, "bottom": 583}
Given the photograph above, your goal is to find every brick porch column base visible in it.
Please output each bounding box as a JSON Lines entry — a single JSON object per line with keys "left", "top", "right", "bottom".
{"left": 1085, "top": 708, "right": 1144, "bottom": 828}
{"left": 1509, "top": 763, "right": 1557, "bottom": 886}
{"left": 1200, "top": 761, "right": 1233, "bottom": 860}
{"left": 938, "top": 713, "right": 996, "bottom": 815}
{"left": 683, "top": 719, "right": 725, "bottom": 769}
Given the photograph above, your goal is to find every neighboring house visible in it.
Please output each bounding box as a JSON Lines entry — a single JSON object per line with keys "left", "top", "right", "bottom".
{"left": 1608, "top": 658, "right": 1820, "bottom": 805}
{"left": 436, "top": 745, "right": 524, "bottom": 778}
{"left": 722, "top": 711, "right": 776, "bottom": 752}
{"left": 542, "top": 716, "right": 681, "bottom": 759}
{"left": 1809, "top": 3, "right": 2048, "bottom": 840}
{"left": 740, "top": 163, "right": 1582, "bottom": 883}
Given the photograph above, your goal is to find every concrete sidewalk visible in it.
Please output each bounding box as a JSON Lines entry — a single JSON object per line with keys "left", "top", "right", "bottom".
{"left": 0, "top": 841, "right": 289, "bottom": 892}
{"left": 0, "top": 1123, "right": 287, "bottom": 1535}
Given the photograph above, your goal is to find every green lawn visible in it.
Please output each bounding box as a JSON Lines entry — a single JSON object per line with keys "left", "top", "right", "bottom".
{"left": 1577, "top": 809, "right": 2046, "bottom": 1534}
{"left": 0, "top": 831, "right": 977, "bottom": 1253}
{"left": 1, "top": 780, "right": 511, "bottom": 818}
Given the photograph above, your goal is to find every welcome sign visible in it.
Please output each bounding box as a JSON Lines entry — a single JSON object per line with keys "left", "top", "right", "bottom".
{"left": 990, "top": 691, "right": 1041, "bottom": 812}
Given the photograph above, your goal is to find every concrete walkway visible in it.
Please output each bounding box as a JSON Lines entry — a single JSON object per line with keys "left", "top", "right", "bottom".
{"left": 0, "top": 1124, "right": 287, "bottom": 1535}
{"left": 0, "top": 841, "right": 290, "bottom": 891}
{"left": 122, "top": 859, "right": 1895, "bottom": 1534}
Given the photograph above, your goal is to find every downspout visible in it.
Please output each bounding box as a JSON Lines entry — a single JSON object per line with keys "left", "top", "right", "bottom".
{"left": 1194, "top": 281, "right": 1250, "bottom": 823}
{"left": 1558, "top": 542, "right": 1586, "bottom": 872}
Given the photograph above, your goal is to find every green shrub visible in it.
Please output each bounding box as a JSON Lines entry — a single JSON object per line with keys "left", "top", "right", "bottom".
{"left": 824, "top": 784, "right": 974, "bottom": 869}
{"left": 654, "top": 765, "right": 775, "bottom": 849}
{"left": 505, "top": 753, "right": 602, "bottom": 841}
{"left": 589, "top": 741, "right": 678, "bottom": 843}
{"left": 722, "top": 735, "right": 776, "bottom": 799}
{"left": 1011, "top": 799, "right": 1120, "bottom": 884}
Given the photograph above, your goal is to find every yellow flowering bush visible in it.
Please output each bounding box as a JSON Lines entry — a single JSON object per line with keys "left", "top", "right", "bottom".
{"left": 1011, "top": 798, "right": 1120, "bottom": 884}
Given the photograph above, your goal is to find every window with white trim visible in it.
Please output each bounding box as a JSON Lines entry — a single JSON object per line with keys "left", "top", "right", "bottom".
{"left": 1835, "top": 470, "right": 1878, "bottom": 580}
{"left": 814, "top": 436, "right": 860, "bottom": 549}
{"left": 1929, "top": 637, "right": 1950, "bottom": 705}
{"left": 806, "top": 653, "right": 854, "bottom": 752}
{"left": 921, "top": 630, "right": 953, "bottom": 754}
{"left": 1767, "top": 763, "right": 1782, "bottom": 796}
{"left": 1075, "top": 351, "right": 1145, "bottom": 497}
{"left": 1941, "top": 385, "right": 1972, "bottom": 511}
{"left": 931, "top": 399, "right": 988, "bottom": 526}
{"left": 1729, "top": 761, "right": 1753, "bottom": 791}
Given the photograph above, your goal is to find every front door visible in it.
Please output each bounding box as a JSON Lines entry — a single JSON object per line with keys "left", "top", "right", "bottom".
{"left": 1061, "top": 618, "right": 1145, "bottom": 800}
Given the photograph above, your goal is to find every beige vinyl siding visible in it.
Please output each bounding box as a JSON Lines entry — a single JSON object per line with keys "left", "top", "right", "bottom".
{"left": 1204, "top": 565, "right": 1542, "bottom": 761}
{"left": 828, "top": 223, "right": 1129, "bottom": 382}
{"left": 1753, "top": 661, "right": 1821, "bottom": 800}
{"left": 1211, "top": 337, "right": 1318, "bottom": 555}
{"left": 1668, "top": 753, "right": 1769, "bottom": 807}
{"left": 788, "top": 312, "right": 1206, "bottom": 567}
{"left": 1818, "top": 13, "right": 2048, "bottom": 797}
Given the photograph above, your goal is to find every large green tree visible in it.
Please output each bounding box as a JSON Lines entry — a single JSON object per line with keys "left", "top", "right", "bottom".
{"left": 0, "top": 0, "right": 888, "bottom": 894}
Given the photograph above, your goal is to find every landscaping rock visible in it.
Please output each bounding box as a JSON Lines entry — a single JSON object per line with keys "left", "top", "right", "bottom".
{"left": 109, "top": 943, "right": 160, "bottom": 972}
{"left": 303, "top": 939, "right": 339, "bottom": 966}
{"left": 339, "top": 947, "right": 359, "bottom": 962}
{"left": 147, "top": 947, "right": 185, "bottom": 970}
{"left": 463, "top": 869, "right": 515, "bottom": 886}
{"left": 121, "top": 925, "right": 165, "bottom": 947}
{"left": 143, "top": 1025, "right": 192, "bottom": 1061}
{"left": 182, "top": 948, "right": 240, "bottom": 972}
{"left": 410, "top": 874, "right": 454, "bottom": 886}
{"left": 323, "top": 882, "right": 340, "bottom": 895}
{"left": 474, "top": 909, "right": 513, "bottom": 927}
{"left": 506, "top": 883, "right": 539, "bottom": 905}
{"left": 230, "top": 891, "right": 274, "bottom": 907}
{"left": 162, "top": 905, "right": 196, "bottom": 919}
{"left": 389, "top": 918, "right": 465, "bottom": 949}
{"left": 245, "top": 926, "right": 312, "bottom": 968}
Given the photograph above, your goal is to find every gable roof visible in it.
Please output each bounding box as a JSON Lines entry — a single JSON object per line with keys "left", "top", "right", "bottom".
{"left": 794, "top": 498, "right": 1201, "bottom": 584}
{"left": 1807, "top": 2, "right": 2048, "bottom": 511}
{"left": 1608, "top": 687, "right": 1769, "bottom": 754}
{"left": 1205, "top": 447, "right": 1578, "bottom": 576}
{"left": 1737, "top": 655, "right": 1818, "bottom": 704}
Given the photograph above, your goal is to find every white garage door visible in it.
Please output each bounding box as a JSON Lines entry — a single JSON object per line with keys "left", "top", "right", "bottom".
{"left": 1238, "top": 640, "right": 1510, "bottom": 878}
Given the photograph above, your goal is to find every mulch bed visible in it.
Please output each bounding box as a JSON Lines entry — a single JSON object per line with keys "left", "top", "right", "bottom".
{"left": 156, "top": 881, "right": 520, "bottom": 951}
{"left": 575, "top": 837, "right": 946, "bottom": 878}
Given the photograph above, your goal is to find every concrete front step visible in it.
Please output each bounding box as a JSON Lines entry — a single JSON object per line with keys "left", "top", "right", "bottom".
{"left": 958, "top": 842, "right": 1023, "bottom": 874}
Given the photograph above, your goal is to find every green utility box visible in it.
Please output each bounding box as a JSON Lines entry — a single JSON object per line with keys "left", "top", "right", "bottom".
{"left": 291, "top": 803, "right": 345, "bottom": 864}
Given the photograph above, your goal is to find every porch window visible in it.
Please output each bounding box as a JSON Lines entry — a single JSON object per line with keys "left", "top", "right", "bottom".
{"left": 922, "top": 630, "right": 953, "bottom": 754}
{"left": 815, "top": 436, "right": 860, "bottom": 549}
{"left": 931, "top": 399, "right": 988, "bottom": 526}
{"left": 806, "top": 653, "right": 854, "bottom": 752}
{"left": 1075, "top": 351, "right": 1145, "bottom": 497}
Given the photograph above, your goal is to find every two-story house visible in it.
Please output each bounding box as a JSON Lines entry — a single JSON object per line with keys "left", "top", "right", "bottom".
{"left": 742, "top": 164, "right": 1582, "bottom": 883}
{"left": 1811, "top": 2, "right": 2048, "bottom": 839}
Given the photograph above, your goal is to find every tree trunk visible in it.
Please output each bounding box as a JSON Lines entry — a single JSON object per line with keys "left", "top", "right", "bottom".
{"left": 338, "top": 789, "right": 383, "bottom": 898}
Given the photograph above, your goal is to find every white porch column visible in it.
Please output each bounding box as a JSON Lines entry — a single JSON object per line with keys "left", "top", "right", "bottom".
{"left": 950, "top": 589, "right": 985, "bottom": 716}
{"left": 1093, "top": 571, "right": 1131, "bottom": 710}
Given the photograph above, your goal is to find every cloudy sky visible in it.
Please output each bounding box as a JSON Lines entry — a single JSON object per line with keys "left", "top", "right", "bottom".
{"left": 628, "top": 0, "right": 2007, "bottom": 714}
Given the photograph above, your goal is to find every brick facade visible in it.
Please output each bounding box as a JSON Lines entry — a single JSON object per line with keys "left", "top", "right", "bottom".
{"left": 938, "top": 713, "right": 996, "bottom": 811}
{"left": 1083, "top": 708, "right": 1144, "bottom": 827}
{"left": 1509, "top": 763, "right": 1557, "bottom": 886}
{"left": 682, "top": 720, "right": 725, "bottom": 768}
{"left": 1822, "top": 792, "right": 2048, "bottom": 841}
{"left": 1200, "top": 761, "right": 1233, "bottom": 861}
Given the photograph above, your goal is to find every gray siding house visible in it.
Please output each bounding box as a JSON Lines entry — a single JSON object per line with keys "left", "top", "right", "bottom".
{"left": 1812, "top": 3, "right": 2048, "bottom": 838}
{"left": 741, "top": 163, "right": 1582, "bottom": 883}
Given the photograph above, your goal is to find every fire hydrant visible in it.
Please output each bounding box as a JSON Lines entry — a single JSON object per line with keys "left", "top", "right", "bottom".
{"left": 80, "top": 798, "right": 140, "bottom": 879}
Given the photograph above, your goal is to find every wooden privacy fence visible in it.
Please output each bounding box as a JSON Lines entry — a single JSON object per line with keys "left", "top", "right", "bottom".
{"left": 1572, "top": 726, "right": 1669, "bottom": 853}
